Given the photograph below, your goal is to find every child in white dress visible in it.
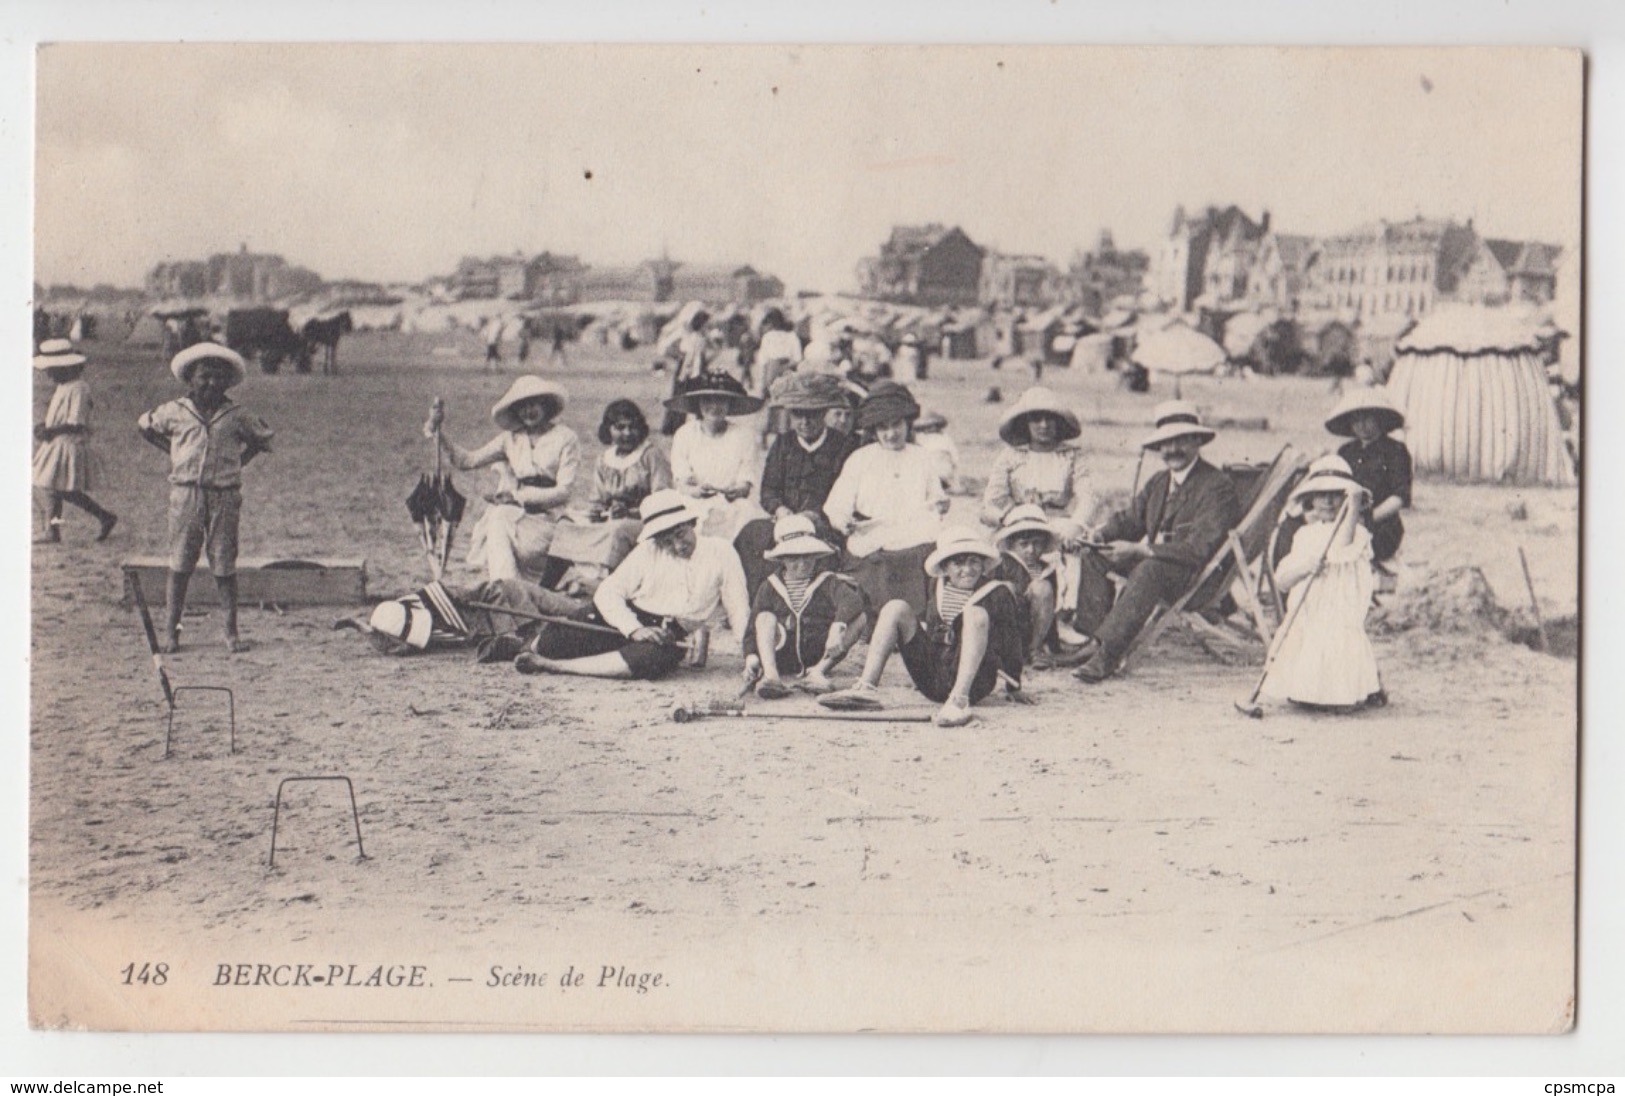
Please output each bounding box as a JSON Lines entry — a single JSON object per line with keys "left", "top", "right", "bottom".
{"left": 1262, "top": 463, "right": 1385, "bottom": 711}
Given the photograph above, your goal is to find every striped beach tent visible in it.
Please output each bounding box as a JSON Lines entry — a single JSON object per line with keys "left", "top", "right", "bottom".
{"left": 1385, "top": 305, "right": 1575, "bottom": 486}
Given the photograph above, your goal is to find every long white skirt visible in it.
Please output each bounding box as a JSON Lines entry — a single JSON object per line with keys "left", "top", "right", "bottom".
{"left": 467, "top": 504, "right": 557, "bottom": 582}
{"left": 1261, "top": 557, "right": 1382, "bottom": 706}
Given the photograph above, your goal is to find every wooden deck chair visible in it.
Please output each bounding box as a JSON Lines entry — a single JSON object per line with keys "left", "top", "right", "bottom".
{"left": 1117, "top": 445, "right": 1310, "bottom": 672}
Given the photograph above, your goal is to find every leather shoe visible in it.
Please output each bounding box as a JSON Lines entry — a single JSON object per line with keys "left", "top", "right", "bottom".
{"left": 475, "top": 633, "right": 528, "bottom": 664}
{"left": 1071, "top": 649, "right": 1116, "bottom": 684}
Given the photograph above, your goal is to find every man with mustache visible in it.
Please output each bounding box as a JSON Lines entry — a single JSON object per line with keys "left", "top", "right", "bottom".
{"left": 1069, "top": 401, "right": 1241, "bottom": 683}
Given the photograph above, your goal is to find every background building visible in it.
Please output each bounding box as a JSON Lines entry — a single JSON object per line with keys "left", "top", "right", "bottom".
{"left": 857, "top": 224, "right": 986, "bottom": 306}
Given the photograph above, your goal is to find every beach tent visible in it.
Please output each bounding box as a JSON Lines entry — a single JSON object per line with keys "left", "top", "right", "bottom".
{"left": 1221, "top": 310, "right": 1275, "bottom": 361}
{"left": 1385, "top": 305, "right": 1575, "bottom": 487}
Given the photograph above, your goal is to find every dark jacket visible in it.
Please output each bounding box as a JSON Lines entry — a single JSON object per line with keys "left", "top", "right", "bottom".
{"left": 759, "top": 429, "right": 859, "bottom": 517}
{"left": 743, "top": 570, "right": 868, "bottom": 676}
{"left": 1338, "top": 435, "right": 1411, "bottom": 561}
{"left": 1096, "top": 457, "right": 1241, "bottom": 571}
{"left": 923, "top": 576, "right": 1026, "bottom": 686}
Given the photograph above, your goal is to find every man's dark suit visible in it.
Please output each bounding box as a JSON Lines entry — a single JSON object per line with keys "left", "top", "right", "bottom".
{"left": 1075, "top": 457, "right": 1242, "bottom": 664}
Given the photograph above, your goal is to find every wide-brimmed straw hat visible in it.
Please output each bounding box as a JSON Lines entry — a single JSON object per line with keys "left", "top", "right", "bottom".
{"left": 636, "top": 488, "right": 699, "bottom": 543}
{"left": 993, "top": 503, "right": 1057, "bottom": 548}
{"left": 1139, "top": 399, "right": 1215, "bottom": 450}
{"left": 762, "top": 514, "right": 837, "bottom": 559}
{"left": 998, "top": 386, "right": 1081, "bottom": 446}
{"left": 170, "top": 342, "right": 246, "bottom": 387}
{"left": 1286, "top": 455, "right": 1366, "bottom": 517}
{"left": 769, "top": 370, "right": 848, "bottom": 412}
{"left": 924, "top": 526, "right": 1002, "bottom": 577}
{"left": 491, "top": 375, "right": 567, "bottom": 431}
{"left": 915, "top": 410, "right": 949, "bottom": 434}
{"left": 33, "top": 338, "right": 87, "bottom": 371}
{"left": 1324, "top": 387, "right": 1405, "bottom": 437}
{"left": 857, "top": 380, "right": 921, "bottom": 431}
{"left": 663, "top": 371, "right": 764, "bottom": 416}
{"left": 369, "top": 598, "right": 432, "bottom": 651}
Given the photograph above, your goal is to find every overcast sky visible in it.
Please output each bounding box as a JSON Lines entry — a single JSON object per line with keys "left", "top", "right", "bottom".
{"left": 35, "top": 44, "right": 1581, "bottom": 294}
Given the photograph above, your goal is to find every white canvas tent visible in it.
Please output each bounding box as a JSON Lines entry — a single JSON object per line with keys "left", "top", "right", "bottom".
{"left": 1385, "top": 305, "right": 1575, "bottom": 487}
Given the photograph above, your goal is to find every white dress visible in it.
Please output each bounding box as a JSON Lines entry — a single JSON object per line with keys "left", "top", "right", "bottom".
{"left": 1262, "top": 522, "right": 1382, "bottom": 706}
{"left": 32, "top": 378, "right": 97, "bottom": 492}
{"left": 449, "top": 425, "right": 581, "bottom": 581}
{"left": 669, "top": 420, "right": 765, "bottom": 541}
{"left": 822, "top": 442, "right": 945, "bottom": 557}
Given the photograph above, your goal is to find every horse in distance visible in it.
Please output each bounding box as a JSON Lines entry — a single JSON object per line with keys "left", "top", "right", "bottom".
{"left": 301, "top": 310, "right": 354, "bottom": 375}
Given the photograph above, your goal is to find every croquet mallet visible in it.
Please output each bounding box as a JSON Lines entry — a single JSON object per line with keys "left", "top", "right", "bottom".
{"left": 125, "top": 568, "right": 175, "bottom": 708}
{"left": 671, "top": 702, "right": 936, "bottom": 724}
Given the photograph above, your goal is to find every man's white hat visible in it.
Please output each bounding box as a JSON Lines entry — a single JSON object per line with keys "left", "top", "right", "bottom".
{"left": 1139, "top": 399, "right": 1216, "bottom": 450}
{"left": 636, "top": 488, "right": 699, "bottom": 543}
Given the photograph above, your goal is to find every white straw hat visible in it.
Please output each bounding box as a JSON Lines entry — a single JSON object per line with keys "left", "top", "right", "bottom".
{"left": 998, "top": 386, "right": 1081, "bottom": 446}
{"left": 993, "top": 503, "right": 1057, "bottom": 548}
{"left": 1139, "top": 399, "right": 1216, "bottom": 449}
{"left": 636, "top": 488, "right": 699, "bottom": 543}
{"left": 1324, "top": 387, "right": 1405, "bottom": 437}
{"left": 369, "top": 599, "right": 431, "bottom": 650}
{"left": 491, "top": 375, "right": 567, "bottom": 431}
{"left": 762, "top": 513, "right": 837, "bottom": 558}
{"left": 924, "top": 526, "right": 1002, "bottom": 577}
{"left": 170, "top": 342, "right": 246, "bottom": 387}
{"left": 33, "top": 338, "right": 87, "bottom": 370}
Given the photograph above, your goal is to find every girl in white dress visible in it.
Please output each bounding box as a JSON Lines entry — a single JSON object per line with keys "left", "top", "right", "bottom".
{"left": 667, "top": 372, "right": 767, "bottom": 542}
{"left": 1262, "top": 462, "right": 1385, "bottom": 711}
{"left": 32, "top": 339, "right": 117, "bottom": 543}
{"left": 429, "top": 376, "right": 580, "bottom": 582}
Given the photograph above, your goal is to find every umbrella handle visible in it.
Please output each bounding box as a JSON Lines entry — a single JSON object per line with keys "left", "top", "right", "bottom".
{"left": 426, "top": 396, "right": 444, "bottom": 476}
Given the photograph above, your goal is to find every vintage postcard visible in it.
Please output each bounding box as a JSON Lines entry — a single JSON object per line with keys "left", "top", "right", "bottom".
{"left": 27, "top": 43, "right": 1581, "bottom": 1034}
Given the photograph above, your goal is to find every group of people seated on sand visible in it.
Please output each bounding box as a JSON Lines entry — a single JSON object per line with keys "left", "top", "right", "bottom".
{"left": 356, "top": 352, "right": 1414, "bottom": 722}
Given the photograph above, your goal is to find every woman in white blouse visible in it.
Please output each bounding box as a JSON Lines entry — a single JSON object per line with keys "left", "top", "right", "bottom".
{"left": 428, "top": 375, "right": 580, "bottom": 582}
{"left": 979, "top": 385, "right": 1096, "bottom": 644}
{"left": 667, "top": 371, "right": 767, "bottom": 542}
{"left": 822, "top": 380, "right": 947, "bottom": 615}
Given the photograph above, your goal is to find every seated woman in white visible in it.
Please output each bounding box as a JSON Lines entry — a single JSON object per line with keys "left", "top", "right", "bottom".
{"left": 428, "top": 376, "right": 579, "bottom": 582}
{"left": 979, "top": 385, "right": 1096, "bottom": 645}
{"left": 822, "top": 380, "right": 947, "bottom": 616}
{"left": 667, "top": 371, "right": 767, "bottom": 543}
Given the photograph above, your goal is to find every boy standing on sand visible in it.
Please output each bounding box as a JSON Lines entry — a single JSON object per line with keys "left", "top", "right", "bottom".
{"left": 137, "top": 343, "right": 274, "bottom": 653}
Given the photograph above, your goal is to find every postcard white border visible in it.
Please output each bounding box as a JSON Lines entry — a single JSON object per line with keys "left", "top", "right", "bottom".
{"left": 3, "top": 0, "right": 1622, "bottom": 1078}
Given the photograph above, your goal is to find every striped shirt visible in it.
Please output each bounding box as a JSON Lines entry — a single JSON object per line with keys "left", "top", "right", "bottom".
{"left": 780, "top": 573, "right": 814, "bottom": 613}
{"left": 935, "top": 582, "right": 974, "bottom": 627}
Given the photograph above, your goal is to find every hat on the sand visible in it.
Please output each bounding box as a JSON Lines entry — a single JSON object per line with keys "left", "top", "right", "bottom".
{"left": 762, "top": 513, "right": 837, "bottom": 559}
{"left": 856, "top": 380, "right": 921, "bottom": 431}
{"left": 1139, "top": 399, "right": 1216, "bottom": 449}
{"left": 915, "top": 410, "right": 949, "bottom": 434}
{"left": 769, "top": 370, "right": 848, "bottom": 413}
{"left": 369, "top": 598, "right": 432, "bottom": 651}
{"left": 33, "top": 338, "right": 87, "bottom": 371}
{"left": 1324, "top": 386, "right": 1405, "bottom": 437}
{"left": 170, "top": 342, "right": 246, "bottom": 387}
{"left": 636, "top": 488, "right": 699, "bottom": 543}
{"left": 925, "top": 526, "right": 1002, "bottom": 577}
{"left": 491, "top": 375, "right": 567, "bottom": 431}
{"left": 1286, "top": 454, "right": 1366, "bottom": 517}
{"left": 664, "top": 371, "right": 764, "bottom": 416}
{"left": 993, "top": 503, "right": 1057, "bottom": 549}
{"left": 998, "top": 386, "right": 1081, "bottom": 446}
